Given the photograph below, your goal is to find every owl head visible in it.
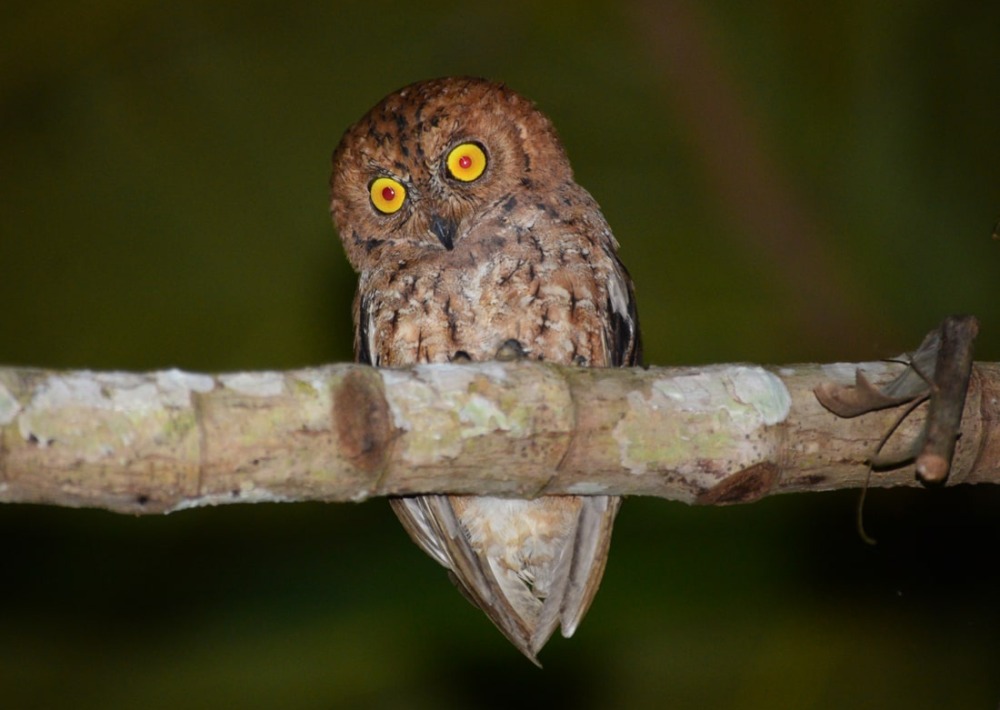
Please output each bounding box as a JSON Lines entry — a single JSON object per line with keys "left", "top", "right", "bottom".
{"left": 330, "top": 77, "right": 574, "bottom": 272}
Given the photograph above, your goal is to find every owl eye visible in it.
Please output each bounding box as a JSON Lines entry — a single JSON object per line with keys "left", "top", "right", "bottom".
{"left": 369, "top": 177, "right": 407, "bottom": 214}
{"left": 446, "top": 143, "right": 487, "bottom": 182}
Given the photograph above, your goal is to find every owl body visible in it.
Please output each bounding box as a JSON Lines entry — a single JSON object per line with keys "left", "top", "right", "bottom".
{"left": 331, "top": 77, "right": 639, "bottom": 662}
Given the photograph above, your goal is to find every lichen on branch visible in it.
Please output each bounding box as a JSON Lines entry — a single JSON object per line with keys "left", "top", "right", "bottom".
{"left": 0, "top": 346, "right": 996, "bottom": 515}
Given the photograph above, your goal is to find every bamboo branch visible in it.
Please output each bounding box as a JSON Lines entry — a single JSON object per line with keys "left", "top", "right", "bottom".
{"left": 1, "top": 329, "right": 996, "bottom": 515}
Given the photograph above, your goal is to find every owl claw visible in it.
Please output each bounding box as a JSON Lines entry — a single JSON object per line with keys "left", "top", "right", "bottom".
{"left": 451, "top": 350, "right": 473, "bottom": 363}
{"left": 494, "top": 339, "right": 528, "bottom": 362}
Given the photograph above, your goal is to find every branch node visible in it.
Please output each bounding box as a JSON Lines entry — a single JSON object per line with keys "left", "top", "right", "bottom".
{"left": 333, "top": 367, "right": 394, "bottom": 494}
{"left": 695, "top": 462, "right": 779, "bottom": 505}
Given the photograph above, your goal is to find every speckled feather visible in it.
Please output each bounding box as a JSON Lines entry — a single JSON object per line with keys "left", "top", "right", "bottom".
{"left": 330, "top": 77, "right": 640, "bottom": 663}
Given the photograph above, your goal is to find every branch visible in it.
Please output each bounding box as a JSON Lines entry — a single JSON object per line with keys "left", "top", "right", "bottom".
{"left": 1, "top": 324, "right": 996, "bottom": 515}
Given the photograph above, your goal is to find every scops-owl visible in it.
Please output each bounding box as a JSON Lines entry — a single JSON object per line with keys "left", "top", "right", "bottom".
{"left": 330, "top": 77, "right": 640, "bottom": 663}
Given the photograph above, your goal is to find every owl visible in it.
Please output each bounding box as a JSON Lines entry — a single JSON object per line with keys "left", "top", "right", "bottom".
{"left": 330, "top": 77, "right": 640, "bottom": 663}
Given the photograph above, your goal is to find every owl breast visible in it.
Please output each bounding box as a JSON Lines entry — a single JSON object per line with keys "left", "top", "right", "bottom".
{"left": 358, "top": 200, "right": 614, "bottom": 368}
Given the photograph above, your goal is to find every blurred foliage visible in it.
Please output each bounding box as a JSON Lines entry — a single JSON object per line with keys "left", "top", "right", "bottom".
{"left": 1, "top": 1, "right": 998, "bottom": 708}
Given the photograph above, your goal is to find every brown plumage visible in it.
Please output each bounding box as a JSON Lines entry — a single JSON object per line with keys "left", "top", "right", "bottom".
{"left": 330, "top": 77, "right": 640, "bottom": 663}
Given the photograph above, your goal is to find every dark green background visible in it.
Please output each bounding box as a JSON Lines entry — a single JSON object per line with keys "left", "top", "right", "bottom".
{"left": 1, "top": 2, "right": 998, "bottom": 708}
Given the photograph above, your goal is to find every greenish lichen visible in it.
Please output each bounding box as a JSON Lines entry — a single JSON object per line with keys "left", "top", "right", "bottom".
{"left": 613, "top": 367, "right": 788, "bottom": 477}
{"left": 0, "top": 381, "right": 20, "bottom": 425}
{"left": 727, "top": 367, "right": 792, "bottom": 427}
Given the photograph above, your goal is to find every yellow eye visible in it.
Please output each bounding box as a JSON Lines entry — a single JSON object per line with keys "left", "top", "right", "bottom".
{"left": 446, "top": 143, "right": 487, "bottom": 182}
{"left": 370, "top": 177, "right": 406, "bottom": 214}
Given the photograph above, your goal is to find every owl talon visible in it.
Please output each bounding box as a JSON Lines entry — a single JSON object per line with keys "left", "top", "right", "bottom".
{"left": 451, "top": 350, "right": 473, "bottom": 363}
{"left": 495, "top": 338, "right": 528, "bottom": 362}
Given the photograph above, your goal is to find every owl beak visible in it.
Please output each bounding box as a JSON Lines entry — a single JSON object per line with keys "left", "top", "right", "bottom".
{"left": 429, "top": 214, "right": 457, "bottom": 251}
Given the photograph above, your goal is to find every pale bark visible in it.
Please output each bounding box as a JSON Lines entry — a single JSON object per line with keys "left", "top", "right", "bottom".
{"left": 0, "top": 359, "right": 997, "bottom": 515}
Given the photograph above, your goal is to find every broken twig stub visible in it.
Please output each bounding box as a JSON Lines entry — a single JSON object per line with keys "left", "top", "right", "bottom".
{"left": 814, "top": 315, "right": 981, "bottom": 486}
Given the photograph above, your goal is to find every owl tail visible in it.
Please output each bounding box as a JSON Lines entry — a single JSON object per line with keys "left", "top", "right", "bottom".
{"left": 390, "top": 494, "right": 620, "bottom": 664}
{"left": 532, "top": 494, "right": 620, "bottom": 653}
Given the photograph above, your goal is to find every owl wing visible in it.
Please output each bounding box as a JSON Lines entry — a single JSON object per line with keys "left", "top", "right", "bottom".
{"left": 353, "top": 287, "right": 379, "bottom": 367}
{"left": 602, "top": 240, "right": 643, "bottom": 368}
{"left": 534, "top": 246, "right": 640, "bottom": 649}
{"left": 389, "top": 495, "right": 542, "bottom": 661}
{"left": 531, "top": 493, "right": 622, "bottom": 654}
